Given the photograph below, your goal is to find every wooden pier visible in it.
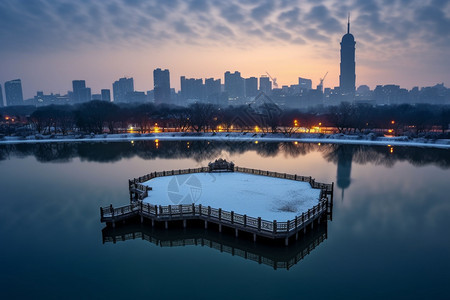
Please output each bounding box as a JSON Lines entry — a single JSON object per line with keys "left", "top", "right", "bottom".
{"left": 100, "top": 159, "right": 333, "bottom": 246}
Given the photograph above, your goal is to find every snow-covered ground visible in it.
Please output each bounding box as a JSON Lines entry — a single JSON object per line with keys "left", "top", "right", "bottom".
{"left": 141, "top": 172, "right": 321, "bottom": 222}
{"left": 0, "top": 132, "right": 449, "bottom": 148}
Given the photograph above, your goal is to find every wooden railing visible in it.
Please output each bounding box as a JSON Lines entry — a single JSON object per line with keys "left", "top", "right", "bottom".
{"left": 101, "top": 198, "right": 328, "bottom": 236}
{"left": 128, "top": 166, "right": 333, "bottom": 196}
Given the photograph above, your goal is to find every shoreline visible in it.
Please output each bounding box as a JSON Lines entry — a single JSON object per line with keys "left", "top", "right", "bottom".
{"left": 0, "top": 132, "right": 449, "bottom": 149}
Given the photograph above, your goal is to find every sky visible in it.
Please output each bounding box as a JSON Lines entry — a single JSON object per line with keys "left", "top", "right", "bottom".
{"left": 0, "top": 0, "right": 449, "bottom": 99}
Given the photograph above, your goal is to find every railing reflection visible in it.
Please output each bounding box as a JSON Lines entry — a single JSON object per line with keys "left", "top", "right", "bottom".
{"left": 102, "top": 220, "right": 329, "bottom": 270}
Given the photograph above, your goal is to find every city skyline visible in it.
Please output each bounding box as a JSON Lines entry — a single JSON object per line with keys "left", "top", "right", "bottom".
{"left": 1, "top": 0, "right": 449, "bottom": 99}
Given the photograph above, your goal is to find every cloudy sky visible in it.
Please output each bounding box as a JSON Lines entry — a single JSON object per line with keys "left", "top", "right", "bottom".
{"left": 1, "top": 0, "right": 449, "bottom": 98}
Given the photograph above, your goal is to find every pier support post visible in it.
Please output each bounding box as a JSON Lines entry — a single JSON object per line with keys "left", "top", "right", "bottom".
{"left": 112, "top": 221, "right": 115, "bottom": 228}
{"left": 152, "top": 219, "right": 155, "bottom": 227}
{"left": 253, "top": 233, "right": 257, "bottom": 242}
{"left": 219, "top": 224, "right": 222, "bottom": 233}
{"left": 235, "top": 228, "right": 238, "bottom": 237}
{"left": 296, "top": 232, "right": 298, "bottom": 240}
{"left": 303, "top": 226, "right": 306, "bottom": 234}
{"left": 140, "top": 215, "right": 143, "bottom": 224}
{"left": 183, "top": 219, "right": 187, "bottom": 228}
{"left": 165, "top": 221, "right": 168, "bottom": 229}
{"left": 311, "top": 221, "right": 314, "bottom": 229}
{"left": 205, "top": 220, "right": 208, "bottom": 229}
{"left": 285, "top": 237, "right": 289, "bottom": 246}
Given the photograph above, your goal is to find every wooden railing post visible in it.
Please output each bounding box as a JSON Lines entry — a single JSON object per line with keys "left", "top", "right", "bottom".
{"left": 199, "top": 204, "right": 202, "bottom": 216}
{"left": 208, "top": 206, "right": 211, "bottom": 218}
{"left": 179, "top": 204, "right": 182, "bottom": 216}
{"left": 273, "top": 220, "right": 277, "bottom": 234}
{"left": 155, "top": 205, "right": 158, "bottom": 216}
{"left": 168, "top": 205, "right": 172, "bottom": 216}
{"left": 258, "top": 217, "right": 261, "bottom": 231}
{"left": 192, "top": 203, "right": 195, "bottom": 216}
{"left": 231, "top": 211, "right": 234, "bottom": 224}
{"left": 244, "top": 215, "right": 247, "bottom": 227}
{"left": 219, "top": 208, "right": 222, "bottom": 221}
{"left": 287, "top": 220, "right": 290, "bottom": 232}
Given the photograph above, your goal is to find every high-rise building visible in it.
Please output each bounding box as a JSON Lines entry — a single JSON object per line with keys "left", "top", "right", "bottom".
{"left": 113, "top": 77, "right": 134, "bottom": 103}
{"left": 0, "top": 84, "right": 3, "bottom": 107}
{"left": 298, "top": 77, "right": 312, "bottom": 90}
{"left": 5, "top": 79, "right": 24, "bottom": 106}
{"left": 101, "top": 89, "right": 111, "bottom": 101}
{"left": 245, "top": 77, "right": 258, "bottom": 97}
{"left": 339, "top": 15, "right": 356, "bottom": 95}
{"left": 181, "top": 76, "right": 204, "bottom": 101}
{"left": 259, "top": 76, "right": 272, "bottom": 95}
{"left": 154, "top": 68, "right": 171, "bottom": 105}
{"left": 225, "top": 71, "right": 245, "bottom": 99}
{"left": 205, "top": 78, "right": 221, "bottom": 103}
{"left": 72, "top": 80, "right": 91, "bottom": 103}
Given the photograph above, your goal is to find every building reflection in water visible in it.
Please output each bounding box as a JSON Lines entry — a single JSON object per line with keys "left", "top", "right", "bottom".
{"left": 102, "top": 220, "right": 329, "bottom": 271}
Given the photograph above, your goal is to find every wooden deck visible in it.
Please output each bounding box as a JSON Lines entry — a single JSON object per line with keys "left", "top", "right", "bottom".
{"left": 100, "top": 161, "right": 333, "bottom": 246}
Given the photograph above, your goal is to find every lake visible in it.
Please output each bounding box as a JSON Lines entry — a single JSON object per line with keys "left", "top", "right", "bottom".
{"left": 0, "top": 141, "right": 449, "bottom": 299}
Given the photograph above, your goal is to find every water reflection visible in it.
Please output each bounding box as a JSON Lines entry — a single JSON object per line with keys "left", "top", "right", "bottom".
{"left": 1, "top": 141, "right": 449, "bottom": 170}
{"left": 102, "top": 221, "right": 328, "bottom": 270}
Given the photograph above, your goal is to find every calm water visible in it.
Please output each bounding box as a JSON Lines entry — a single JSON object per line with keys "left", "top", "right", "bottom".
{"left": 0, "top": 141, "right": 449, "bottom": 299}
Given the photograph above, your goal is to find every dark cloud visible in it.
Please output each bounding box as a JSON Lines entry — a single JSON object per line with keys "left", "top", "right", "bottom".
{"left": 0, "top": 0, "right": 448, "bottom": 55}
{"left": 251, "top": 1, "right": 275, "bottom": 20}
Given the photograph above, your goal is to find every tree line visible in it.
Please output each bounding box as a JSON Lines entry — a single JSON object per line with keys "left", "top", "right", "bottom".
{"left": 1, "top": 101, "right": 449, "bottom": 137}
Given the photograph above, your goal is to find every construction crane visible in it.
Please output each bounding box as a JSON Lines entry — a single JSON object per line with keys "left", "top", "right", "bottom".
{"left": 265, "top": 71, "right": 279, "bottom": 89}
{"left": 317, "top": 71, "right": 328, "bottom": 92}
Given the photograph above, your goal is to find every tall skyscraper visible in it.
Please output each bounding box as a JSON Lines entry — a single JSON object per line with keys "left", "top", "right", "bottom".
{"left": 154, "top": 68, "right": 171, "bottom": 105}
{"left": 5, "top": 79, "right": 24, "bottom": 106}
{"left": 225, "top": 71, "right": 245, "bottom": 99}
{"left": 0, "top": 84, "right": 3, "bottom": 107}
{"left": 113, "top": 77, "right": 134, "bottom": 102}
{"left": 101, "top": 89, "right": 111, "bottom": 101}
{"left": 259, "top": 76, "right": 272, "bottom": 95}
{"left": 72, "top": 80, "right": 91, "bottom": 103}
{"left": 339, "top": 15, "right": 356, "bottom": 95}
{"left": 245, "top": 77, "right": 258, "bottom": 97}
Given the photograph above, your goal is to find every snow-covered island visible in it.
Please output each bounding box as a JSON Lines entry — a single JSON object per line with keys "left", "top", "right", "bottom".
{"left": 100, "top": 160, "right": 333, "bottom": 246}
{"left": 1, "top": 131, "right": 450, "bottom": 149}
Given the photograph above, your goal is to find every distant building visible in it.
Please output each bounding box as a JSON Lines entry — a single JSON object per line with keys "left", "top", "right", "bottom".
{"left": 259, "top": 76, "right": 272, "bottom": 95}
{"left": 339, "top": 16, "right": 356, "bottom": 96}
{"left": 0, "top": 84, "right": 3, "bottom": 107}
{"left": 154, "top": 68, "right": 171, "bottom": 105}
{"left": 113, "top": 77, "right": 134, "bottom": 103}
{"left": 245, "top": 77, "right": 258, "bottom": 97}
{"left": 101, "top": 89, "right": 111, "bottom": 101}
{"left": 225, "top": 71, "right": 245, "bottom": 100}
{"left": 205, "top": 78, "right": 221, "bottom": 103}
{"left": 298, "top": 77, "right": 312, "bottom": 90}
{"left": 181, "top": 76, "right": 204, "bottom": 102}
{"left": 5, "top": 79, "right": 24, "bottom": 106}
{"left": 125, "top": 91, "right": 147, "bottom": 103}
{"left": 374, "top": 85, "right": 408, "bottom": 105}
{"left": 91, "top": 94, "right": 102, "bottom": 100}
{"left": 72, "top": 80, "right": 91, "bottom": 103}
{"left": 34, "top": 91, "right": 70, "bottom": 106}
